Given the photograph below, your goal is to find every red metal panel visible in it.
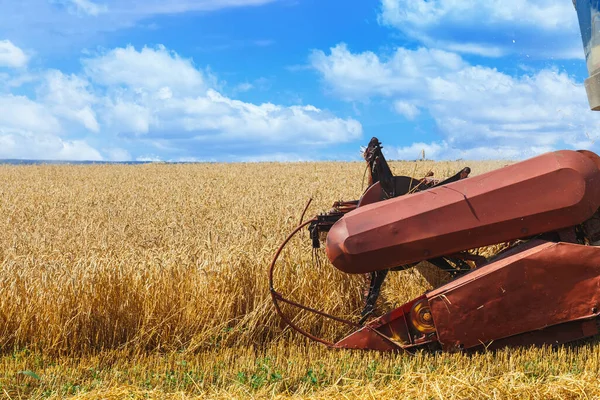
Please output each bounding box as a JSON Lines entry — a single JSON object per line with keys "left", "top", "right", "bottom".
{"left": 358, "top": 181, "right": 384, "bottom": 207}
{"left": 326, "top": 150, "right": 600, "bottom": 274}
{"left": 333, "top": 326, "right": 403, "bottom": 351}
{"left": 333, "top": 295, "right": 438, "bottom": 351}
{"left": 467, "top": 319, "right": 598, "bottom": 352}
{"left": 427, "top": 241, "right": 600, "bottom": 351}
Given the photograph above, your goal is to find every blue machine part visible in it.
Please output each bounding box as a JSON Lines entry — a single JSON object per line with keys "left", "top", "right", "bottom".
{"left": 575, "top": 0, "right": 600, "bottom": 109}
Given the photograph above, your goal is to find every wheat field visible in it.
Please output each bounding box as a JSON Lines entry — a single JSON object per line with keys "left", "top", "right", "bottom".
{"left": 1, "top": 159, "right": 599, "bottom": 399}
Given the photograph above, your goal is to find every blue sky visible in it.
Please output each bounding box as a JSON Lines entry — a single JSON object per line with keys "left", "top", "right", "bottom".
{"left": 0, "top": 0, "right": 598, "bottom": 161}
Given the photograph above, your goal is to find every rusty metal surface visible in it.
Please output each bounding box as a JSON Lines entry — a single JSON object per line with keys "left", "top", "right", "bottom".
{"left": 357, "top": 176, "right": 436, "bottom": 207}
{"left": 427, "top": 241, "right": 600, "bottom": 351}
{"left": 326, "top": 150, "right": 600, "bottom": 274}
{"left": 481, "top": 318, "right": 599, "bottom": 351}
{"left": 357, "top": 181, "right": 385, "bottom": 207}
{"left": 334, "top": 295, "right": 438, "bottom": 351}
{"left": 333, "top": 326, "right": 403, "bottom": 351}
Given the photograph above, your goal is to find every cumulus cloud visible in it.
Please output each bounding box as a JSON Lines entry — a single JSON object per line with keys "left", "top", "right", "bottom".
{"left": 0, "top": 130, "right": 102, "bottom": 161}
{"left": 0, "top": 40, "right": 28, "bottom": 68}
{"left": 0, "top": 95, "right": 61, "bottom": 134}
{"left": 148, "top": 90, "right": 361, "bottom": 144}
{"left": 311, "top": 44, "right": 465, "bottom": 100}
{"left": 103, "top": 100, "right": 152, "bottom": 135}
{"left": 98, "top": 87, "right": 361, "bottom": 144}
{"left": 37, "top": 70, "right": 100, "bottom": 132}
{"left": 83, "top": 45, "right": 205, "bottom": 95}
{"left": 42, "top": 139, "right": 102, "bottom": 160}
{"left": 311, "top": 44, "right": 600, "bottom": 159}
{"left": 81, "top": 45, "right": 362, "bottom": 146}
{"left": 378, "top": 0, "right": 582, "bottom": 59}
{"left": 0, "top": 93, "right": 104, "bottom": 160}
{"left": 0, "top": 44, "right": 361, "bottom": 161}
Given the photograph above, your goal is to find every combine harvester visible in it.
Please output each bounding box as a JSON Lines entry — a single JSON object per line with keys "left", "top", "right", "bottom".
{"left": 269, "top": 0, "right": 600, "bottom": 352}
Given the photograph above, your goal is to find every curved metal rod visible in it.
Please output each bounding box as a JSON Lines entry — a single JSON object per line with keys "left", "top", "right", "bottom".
{"left": 269, "top": 219, "right": 359, "bottom": 347}
{"left": 272, "top": 293, "right": 361, "bottom": 328}
{"left": 298, "top": 198, "right": 313, "bottom": 226}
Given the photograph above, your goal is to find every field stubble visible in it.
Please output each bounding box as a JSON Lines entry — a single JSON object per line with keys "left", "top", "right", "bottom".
{"left": 1, "top": 159, "right": 598, "bottom": 399}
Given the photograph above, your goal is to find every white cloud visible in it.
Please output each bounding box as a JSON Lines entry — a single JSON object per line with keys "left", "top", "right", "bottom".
{"left": 379, "top": 0, "right": 582, "bottom": 59}
{"left": 312, "top": 44, "right": 600, "bottom": 159}
{"left": 0, "top": 131, "right": 102, "bottom": 161}
{"left": 0, "top": 72, "right": 38, "bottom": 89}
{"left": 104, "top": 147, "right": 132, "bottom": 161}
{"left": 384, "top": 141, "right": 445, "bottom": 160}
{"left": 0, "top": 93, "right": 103, "bottom": 161}
{"left": 136, "top": 154, "right": 162, "bottom": 162}
{"left": 37, "top": 70, "right": 100, "bottom": 132}
{"left": 154, "top": 89, "right": 362, "bottom": 144}
{"left": 64, "top": 0, "right": 108, "bottom": 16}
{"left": 104, "top": 100, "right": 152, "bottom": 135}
{"left": 379, "top": 0, "right": 574, "bottom": 31}
{"left": 0, "top": 44, "right": 361, "bottom": 161}
{"left": 394, "top": 101, "right": 420, "bottom": 120}
{"left": 235, "top": 82, "right": 254, "bottom": 93}
{"left": 81, "top": 45, "right": 362, "bottom": 145}
{"left": 232, "top": 77, "right": 271, "bottom": 94}
{"left": 443, "top": 43, "right": 506, "bottom": 58}
{"left": 171, "top": 156, "right": 214, "bottom": 162}
{"left": 311, "top": 44, "right": 465, "bottom": 101}
{"left": 236, "top": 152, "right": 313, "bottom": 162}
{"left": 155, "top": 87, "right": 173, "bottom": 100}
{"left": 0, "top": 95, "right": 61, "bottom": 134}
{"left": 0, "top": 40, "right": 28, "bottom": 68}
{"left": 83, "top": 45, "right": 205, "bottom": 95}
{"left": 385, "top": 141, "right": 555, "bottom": 161}
{"left": 52, "top": 139, "right": 103, "bottom": 160}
